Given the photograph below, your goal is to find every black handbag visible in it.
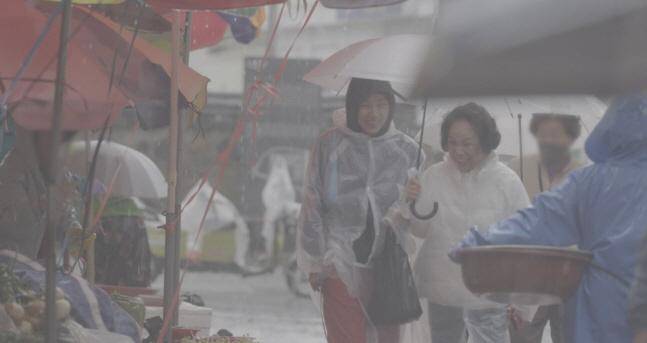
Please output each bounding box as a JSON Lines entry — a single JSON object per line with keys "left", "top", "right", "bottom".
{"left": 366, "top": 229, "right": 423, "bottom": 326}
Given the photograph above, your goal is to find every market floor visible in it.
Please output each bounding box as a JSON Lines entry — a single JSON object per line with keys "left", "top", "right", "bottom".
{"left": 152, "top": 271, "right": 553, "bottom": 343}
{"left": 153, "top": 270, "right": 326, "bottom": 343}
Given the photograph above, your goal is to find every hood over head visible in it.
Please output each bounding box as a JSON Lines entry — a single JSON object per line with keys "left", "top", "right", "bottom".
{"left": 585, "top": 93, "right": 647, "bottom": 163}
{"left": 345, "top": 78, "right": 396, "bottom": 137}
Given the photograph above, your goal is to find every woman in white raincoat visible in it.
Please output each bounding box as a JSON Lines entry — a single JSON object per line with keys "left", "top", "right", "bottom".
{"left": 403, "top": 103, "right": 530, "bottom": 343}
{"left": 297, "top": 78, "right": 420, "bottom": 343}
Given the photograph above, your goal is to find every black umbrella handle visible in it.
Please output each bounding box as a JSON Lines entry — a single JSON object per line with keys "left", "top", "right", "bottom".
{"left": 410, "top": 200, "right": 439, "bottom": 220}
{"left": 409, "top": 98, "right": 439, "bottom": 221}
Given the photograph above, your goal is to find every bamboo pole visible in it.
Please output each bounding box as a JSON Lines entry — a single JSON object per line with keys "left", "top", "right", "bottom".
{"left": 45, "top": 0, "right": 72, "bottom": 341}
{"left": 163, "top": 10, "right": 182, "bottom": 333}
{"left": 84, "top": 131, "right": 96, "bottom": 285}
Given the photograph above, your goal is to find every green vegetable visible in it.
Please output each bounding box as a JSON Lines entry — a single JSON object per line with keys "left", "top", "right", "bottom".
{"left": 0, "top": 264, "right": 29, "bottom": 304}
{"left": 0, "top": 330, "right": 42, "bottom": 343}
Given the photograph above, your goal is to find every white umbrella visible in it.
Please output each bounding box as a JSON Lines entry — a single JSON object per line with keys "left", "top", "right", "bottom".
{"left": 181, "top": 181, "right": 239, "bottom": 233}
{"left": 181, "top": 181, "right": 249, "bottom": 267}
{"left": 67, "top": 140, "right": 167, "bottom": 199}
{"left": 417, "top": 95, "right": 607, "bottom": 157}
{"left": 304, "top": 34, "right": 430, "bottom": 97}
{"left": 305, "top": 35, "right": 438, "bottom": 219}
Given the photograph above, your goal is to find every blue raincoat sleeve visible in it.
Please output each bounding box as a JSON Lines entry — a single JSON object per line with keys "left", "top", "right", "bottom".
{"left": 468, "top": 169, "right": 583, "bottom": 247}
{"left": 629, "top": 232, "right": 647, "bottom": 331}
{"left": 297, "top": 137, "right": 327, "bottom": 274}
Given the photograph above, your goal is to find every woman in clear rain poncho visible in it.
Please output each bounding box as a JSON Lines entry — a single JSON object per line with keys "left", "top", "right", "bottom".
{"left": 297, "top": 78, "right": 420, "bottom": 343}
{"left": 453, "top": 93, "right": 647, "bottom": 343}
{"left": 401, "top": 103, "right": 530, "bottom": 343}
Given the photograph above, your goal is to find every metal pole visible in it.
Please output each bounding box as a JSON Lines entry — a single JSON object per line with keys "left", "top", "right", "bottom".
{"left": 163, "top": 11, "right": 182, "bottom": 337}
{"left": 46, "top": 0, "right": 72, "bottom": 341}
{"left": 518, "top": 114, "right": 524, "bottom": 181}
{"left": 84, "top": 132, "right": 95, "bottom": 285}
{"left": 172, "top": 9, "right": 191, "bottom": 325}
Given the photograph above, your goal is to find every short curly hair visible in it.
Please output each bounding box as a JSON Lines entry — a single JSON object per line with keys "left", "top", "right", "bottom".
{"left": 440, "top": 102, "right": 501, "bottom": 154}
{"left": 530, "top": 113, "right": 582, "bottom": 140}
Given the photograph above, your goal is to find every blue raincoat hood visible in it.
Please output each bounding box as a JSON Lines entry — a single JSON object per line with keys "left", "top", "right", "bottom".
{"left": 585, "top": 93, "right": 647, "bottom": 163}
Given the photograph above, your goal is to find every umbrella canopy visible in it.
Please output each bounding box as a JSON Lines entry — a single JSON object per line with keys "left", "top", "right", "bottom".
{"left": 182, "top": 181, "right": 240, "bottom": 233}
{"left": 415, "top": 0, "right": 647, "bottom": 97}
{"left": 94, "top": 0, "right": 172, "bottom": 33}
{"left": 43, "top": 0, "right": 125, "bottom": 3}
{"left": 304, "top": 34, "right": 430, "bottom": 96}
{"left": 417, "top": 95, "right": 606, "bottom": 158}
{"left": 67, "top": 140, "right": 167, "bottom": 199}
{"left": 2, "top": 1, "right": 209, "bottom": 130}
{"left": 0, "top": 0, "right": 129, "bottom": 130}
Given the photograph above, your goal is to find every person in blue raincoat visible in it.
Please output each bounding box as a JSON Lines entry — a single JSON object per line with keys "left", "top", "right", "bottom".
{"left": 452, "top": 93, "right": 647, "bottom": 343}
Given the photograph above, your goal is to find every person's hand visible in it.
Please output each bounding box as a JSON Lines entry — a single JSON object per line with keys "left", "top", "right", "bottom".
{"left": 634, "top": 330, "right": 647, "bottom": 343}
{"left": 405, "top": 176, "right": 422, "bottom": 203}
{"left": 507, "top": 306, "right": 528, "bottom": 331}
{"left": 448, "top": 227, "right": 490, "bottom": 263}
{"left": 309, "top": 273, "right": 326, "bottom": 292}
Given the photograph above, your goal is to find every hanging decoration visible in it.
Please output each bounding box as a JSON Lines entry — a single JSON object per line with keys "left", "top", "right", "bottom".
{"left": 320, "top": 0, "right": 407, "bottom": 9}
{"left": 145, "top": 0, "right": 285, "bottom": 10}
{"left": 217, "top": 7, "right": 266, "bottom": 44}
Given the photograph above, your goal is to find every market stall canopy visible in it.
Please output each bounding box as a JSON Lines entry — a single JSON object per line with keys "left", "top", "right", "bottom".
{"left": 145, "top": 0, "right": 286, "bottom": 10}
{"left": 304, "top": 34, "right": 430, "bottom": 97}
{"left": 76, "top": 8, "right": 210, "bottom": 128}
{"left": 42, "top": 0, "right": 125, "bottom": 3}
{"left": 93, "top": 0, "right": 172, "bottom": 33}
{"left": 0, "top": 0, "right": 128, "bottom": 130}
{"left": 321, "top": 0, "right": 407, "bottom": 9}
{"left": 415, "top": 0, "right": 647, "bottom": 97}
{"left": 67, "top": 140, "right": 167, "bottom": 199}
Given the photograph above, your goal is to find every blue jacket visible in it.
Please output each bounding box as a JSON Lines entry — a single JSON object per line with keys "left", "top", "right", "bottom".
{"left": 461, "top": 94, "right": 647, "bottom": 343}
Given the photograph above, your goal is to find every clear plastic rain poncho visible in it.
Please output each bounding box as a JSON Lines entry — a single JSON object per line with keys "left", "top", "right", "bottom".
{"left": 459, "top": 93, "right": 647, "bottom": 343}
{"left": 297, "top": 123, "right": 420, "bottom": 330}
{"left": 402, "top": 152, "right": 530, "bottom": 343}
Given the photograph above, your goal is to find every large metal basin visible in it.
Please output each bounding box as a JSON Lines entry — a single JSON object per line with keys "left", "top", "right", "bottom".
{"left": 458, "top": 245, "right": 592, "bottom": 306}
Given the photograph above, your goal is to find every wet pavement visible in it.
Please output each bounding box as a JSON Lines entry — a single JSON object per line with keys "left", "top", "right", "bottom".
{"left": 153, "top": 271, "right": 553, "bottom": 343}
{"left": 153, "top": 270, "right": 325, "bottom": 343}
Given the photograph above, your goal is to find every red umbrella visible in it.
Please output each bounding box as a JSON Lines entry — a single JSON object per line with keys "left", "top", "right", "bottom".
{"left": 0, "top": 1, "right": 129, "bottom": 130}
{"left": 146, "top": 0, "right": 285, "bottom": 10}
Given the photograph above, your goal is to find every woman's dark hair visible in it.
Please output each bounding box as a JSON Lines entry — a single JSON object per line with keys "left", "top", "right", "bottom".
{"left": 345, "top": 78, "right": 396, "bottom": 136}
{"left": 530, "top": 113, "right": 582, "bottom": 139}
{"left": 440, "top": 102, "right": 501, "bottom": 153}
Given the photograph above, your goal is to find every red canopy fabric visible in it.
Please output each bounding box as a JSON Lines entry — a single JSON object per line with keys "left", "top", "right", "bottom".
{"left": 77, "top": 8, "right": 209, "bottom": 108}
{"left": 0, "top": 0, "right": 128, "bottom": 130}
{"left": 146, "top": 0, "right": 285, "bottom": 10}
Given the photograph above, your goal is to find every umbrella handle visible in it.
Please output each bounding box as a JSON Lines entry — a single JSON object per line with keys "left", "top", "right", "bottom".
{"left": 410, "top": 200, "right": 439, "bottom": 220}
